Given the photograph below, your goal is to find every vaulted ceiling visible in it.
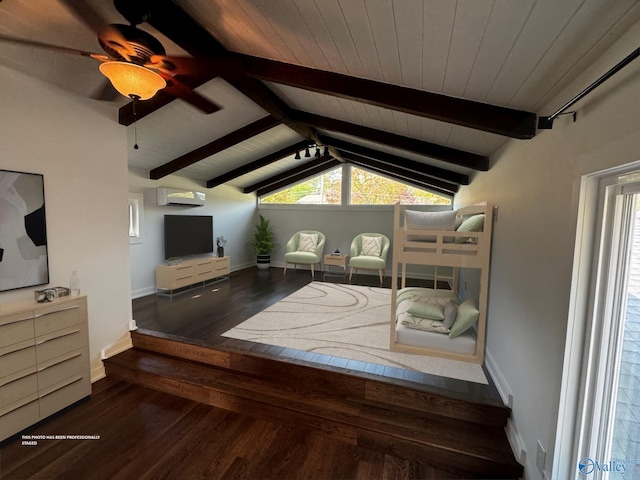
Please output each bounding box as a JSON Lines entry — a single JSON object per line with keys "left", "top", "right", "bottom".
{"left": 1, "top": 0, "right": 639, "bottom": 196}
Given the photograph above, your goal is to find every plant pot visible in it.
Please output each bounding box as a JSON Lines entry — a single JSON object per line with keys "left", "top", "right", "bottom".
{"left": 256, "top": 254, "right": 271, "bottom": 270}
{"left": 217, "top": 246, "right": 224, "bottom": 257}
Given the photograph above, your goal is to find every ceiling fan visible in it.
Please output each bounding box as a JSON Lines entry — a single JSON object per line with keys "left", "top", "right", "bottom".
{"left": 0, "top": 0, "right": 220, "bottom": 114}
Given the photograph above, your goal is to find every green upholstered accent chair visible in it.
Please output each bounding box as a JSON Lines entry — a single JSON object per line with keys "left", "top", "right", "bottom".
{"left": 349, "top": 233, "right": 390, "bottom": 285}
{"left": 283, "top": 230, "right": 326, "bottom": 278}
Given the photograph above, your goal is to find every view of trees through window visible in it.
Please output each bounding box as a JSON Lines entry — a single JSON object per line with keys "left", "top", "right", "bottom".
{"left": 260, "top": 166, "right": 450, "bottom": 205}
{"left": 350, "top": 167, "right": 450, "bottom": 205}
{"left": 261, "top": 168, "right": 342, "bottom": 204}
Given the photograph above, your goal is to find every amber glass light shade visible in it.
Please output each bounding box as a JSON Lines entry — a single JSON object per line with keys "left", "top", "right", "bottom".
{"left": 98, "top": 61, "right": 166, "bottom": 100}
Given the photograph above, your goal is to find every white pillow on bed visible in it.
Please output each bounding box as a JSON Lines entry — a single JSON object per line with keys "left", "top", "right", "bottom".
{"left": 405, "top": 210, "right": 457, "bottom": 241}
{"left": 449, "top": 299, "right": 479, "bottom": 338}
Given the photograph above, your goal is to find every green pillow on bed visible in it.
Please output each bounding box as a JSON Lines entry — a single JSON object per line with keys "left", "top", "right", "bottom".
{"left": 407, "top": 302, "right": 445, "bottom": 321}
{"left": 449, "top": 299, "right": 479, "bottom": 338}
{"left": 455, "top": 214, "right": 484, "bottom": 243}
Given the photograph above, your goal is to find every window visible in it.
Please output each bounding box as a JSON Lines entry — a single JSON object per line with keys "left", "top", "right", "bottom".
{"left": 128, "top": 193, "right": 144, "bottom": 244}
{"left": 259, "top": 166, "right": 450, "bottom": 206}
{"left": 261, "top": 167, "right": 342, "bottom": 205}
{"left": 350, "top": 167, "right": 451, "bottom": 205}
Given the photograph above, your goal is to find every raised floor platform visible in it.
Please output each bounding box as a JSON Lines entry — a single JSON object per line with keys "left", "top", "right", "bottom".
{"left": 103, "top": 329, "right": 523, "bottom": 479}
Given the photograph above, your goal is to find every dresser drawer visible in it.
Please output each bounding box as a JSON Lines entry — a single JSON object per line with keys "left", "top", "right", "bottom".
{"left": 36, "top": 324, "right": 88, "bottom": 365}
{"left": 0, "top": 372, "right": 38, "bottom": 407}
{"left": 0, "top": 313, "right": 35, "bottom": 349}
{"left": 0, "top": 343, "right": 36, "bottom": 381}
{"left": 39, "top": 374, "right": 91, "bottom": 419}
{"left": 0, "top": 397, "right": 39, "bottom": 441}
{"left": 34, "top": 301, "right": 86, "bottom": 337}
{"left": 37, "top": 347, "right": 89, "bottom": 391}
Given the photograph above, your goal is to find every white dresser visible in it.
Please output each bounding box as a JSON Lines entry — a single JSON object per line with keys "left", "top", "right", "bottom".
{"left": 0, "top": 295, "right": 91, "bottom": 442}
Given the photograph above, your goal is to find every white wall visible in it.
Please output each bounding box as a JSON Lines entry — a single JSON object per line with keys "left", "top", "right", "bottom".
{"left": 454, "top": 20, "right": 640, "bottom": 479}
{"left": 128, "top": 168, "right": 257, "bottom": 297}
{"left": 0, "top": 65, "right": 132, "bottom": 380}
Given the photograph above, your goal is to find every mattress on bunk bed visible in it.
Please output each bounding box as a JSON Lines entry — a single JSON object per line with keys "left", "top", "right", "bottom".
{"left": 395, "top": 287, "right": 478, "bottom": 355}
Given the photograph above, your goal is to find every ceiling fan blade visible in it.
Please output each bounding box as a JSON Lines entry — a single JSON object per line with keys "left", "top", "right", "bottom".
{"left": 0, "top": 34, "right": 108, "bottom": 61}
{"left": 162, "top": 76, "right": 220, "bottom": 114}
{"left": 148, "top": 55, "right": 220, "bottom": 78}
{"left": 58, "top": 0, "right": 109, "bottom": 33}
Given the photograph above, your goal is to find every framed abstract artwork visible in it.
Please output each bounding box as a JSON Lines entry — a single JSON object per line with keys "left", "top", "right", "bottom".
{"left": 0, "top": 169, "right": 49, "bottom": 292}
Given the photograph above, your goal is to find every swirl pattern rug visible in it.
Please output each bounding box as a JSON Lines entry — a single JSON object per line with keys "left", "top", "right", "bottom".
{"left": 222, "top": 282, "right": 487, "bottom": 384}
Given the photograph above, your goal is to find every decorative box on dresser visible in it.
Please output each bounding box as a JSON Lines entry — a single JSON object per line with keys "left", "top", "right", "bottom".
{"left": 156, "top": 256, "right": 230, "bottom": 296}
{"left": 0, "top": 295, "right": 91, "bottom": 442}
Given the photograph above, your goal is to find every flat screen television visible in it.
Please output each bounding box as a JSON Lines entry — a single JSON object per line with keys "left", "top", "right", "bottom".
{"left": 164, "top": 215, "right": 213, "bottom": 259}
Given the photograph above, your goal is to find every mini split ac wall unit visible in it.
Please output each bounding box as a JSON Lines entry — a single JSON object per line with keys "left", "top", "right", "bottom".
{"left": 156, "top": 188, "right": 206, "bottom": 207}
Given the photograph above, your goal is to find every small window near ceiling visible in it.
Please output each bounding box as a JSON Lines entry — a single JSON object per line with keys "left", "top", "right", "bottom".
{"left": 350, "top": 167, "right": 451, "bottom": 205}
{"left": 260, "top": 167, "right": 342, "bottom": 205}
{"left": 128, "top": 193, "right": 144, "bottom": 244}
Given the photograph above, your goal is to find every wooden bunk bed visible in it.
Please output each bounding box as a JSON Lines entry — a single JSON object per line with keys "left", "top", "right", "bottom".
{"left": 389, "top": 202, "right": 493, "bottom": 364}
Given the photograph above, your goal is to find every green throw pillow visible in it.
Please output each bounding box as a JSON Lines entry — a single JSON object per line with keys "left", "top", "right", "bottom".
{"left": 407, "top": 302, "right": 444, "bottom": 321}
{"left": 455, "top": 214, "right": 485, "bottom": 243}
{"left": 449, "top": 299, "right": 479, "bottom": 338}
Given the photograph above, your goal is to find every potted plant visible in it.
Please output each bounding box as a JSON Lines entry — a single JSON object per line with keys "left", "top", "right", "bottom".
{"left": 216, "top": 235, "right": 227, "bottom": 257}
{"left": 250, "top": 215, "right": 279, "bottom": 270}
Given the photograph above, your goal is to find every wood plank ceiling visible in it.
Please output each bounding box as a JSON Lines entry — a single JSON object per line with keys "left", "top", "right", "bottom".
{"left": 1, "top": 0, "right": 639, "bottom": 196}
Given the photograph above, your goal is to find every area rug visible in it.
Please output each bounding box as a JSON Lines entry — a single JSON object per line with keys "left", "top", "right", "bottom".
{"left": 222, "top": 282, "right": 487, "bottom": 384}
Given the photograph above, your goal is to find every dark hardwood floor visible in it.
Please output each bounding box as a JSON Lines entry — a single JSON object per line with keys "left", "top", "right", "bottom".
{"left": 132, "top": 266, "right": 503, "bottom": 405}
{"left": 0, "top": 377, "right": 460, "bottom": 480}
{"left": 0, "top": 267, "right": 521, "bottom": 479}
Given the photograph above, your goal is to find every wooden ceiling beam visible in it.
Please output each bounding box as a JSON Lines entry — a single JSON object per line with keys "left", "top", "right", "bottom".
{"left": 340, "top": 152, "right": 458, "bottom": 195}
{"left": 149, "top": 115, "right": 280, "bottom": 180}
{"left": 206, "top": 140, "right": 310, "bottom": 188}
{"left": 240, "top": 54, "right": 536, "bottom": 139}
{"left": 247, "top": 158, "right": 341, "bottom": 196}
{"left": 318, "top": 135, "right": 469, "bottom": 185}
{"left": 291, "top": 110, "right": 489, "bottom": 171}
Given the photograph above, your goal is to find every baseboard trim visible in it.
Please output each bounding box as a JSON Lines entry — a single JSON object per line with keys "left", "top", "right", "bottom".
{"left": 485, "top": 349, "right": 513, "bottom": 408}
{"left": 485, "top": 350, "right": 526, "bottom": 467}
{"left": 91, "top": 365, "right": 106, "bottom": 383}
{"left": 101, "top": 333, "right": 133, "bottom": 360}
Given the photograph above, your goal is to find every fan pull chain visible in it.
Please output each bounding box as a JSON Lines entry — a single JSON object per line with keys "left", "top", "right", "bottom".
{"left": 130, "top": 94, "right": 140, "bottom": 150}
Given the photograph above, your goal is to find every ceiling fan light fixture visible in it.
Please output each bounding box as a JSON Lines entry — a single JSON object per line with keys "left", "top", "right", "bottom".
{"left": 99, "top": 61, "right": 166, "bottom": 100}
